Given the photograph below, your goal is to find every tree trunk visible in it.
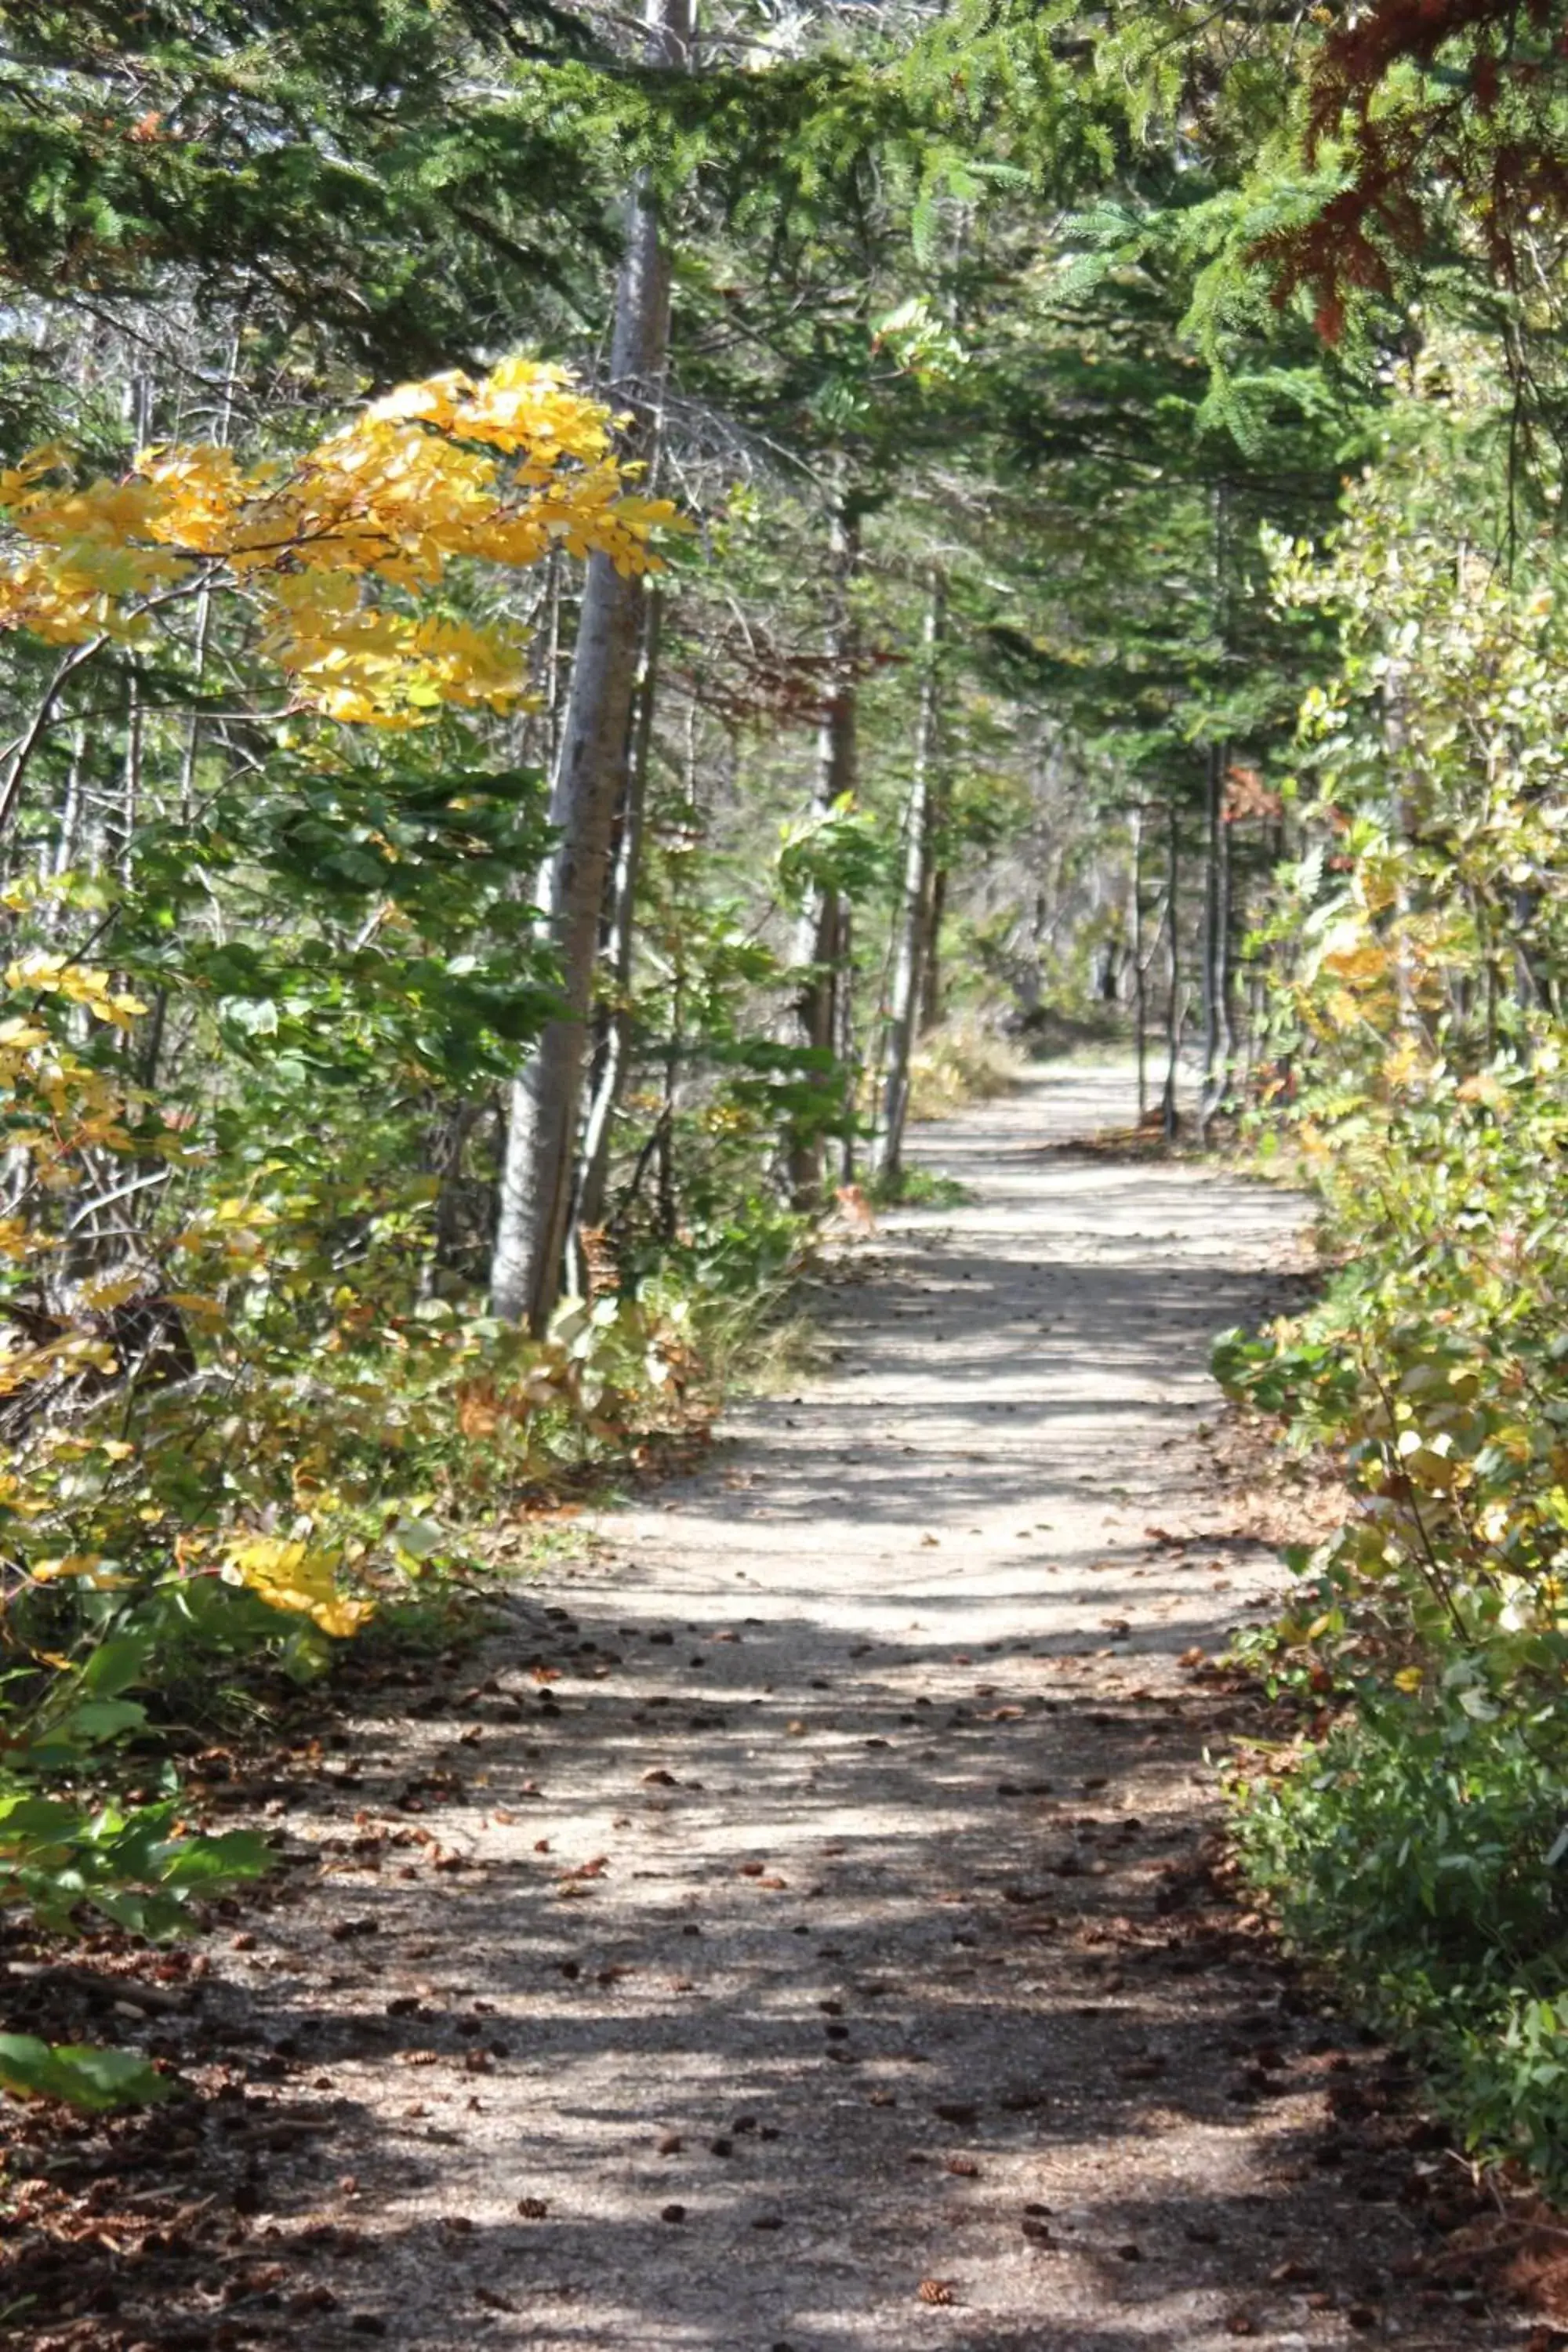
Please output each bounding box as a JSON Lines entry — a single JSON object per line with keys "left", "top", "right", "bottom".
{"left": 1198, "top": 739, "right": 1226, "bottom": 1137}
{"left": 835, "top": 900, "right": 857, "bottom": 1186}
{"left": 489, "top": 0, "right": 690, "bottom": 1331}
{"left": 919, "top": 864, "right": 946, "bottom": 1034}
{"left": 575, "top": 581, "right": 664, "bottom": 1236}
{"left": 786, "top": 494, "right": 859, "bottom": 1210}
{"left": 1218, "top": 779, "right": 1236, "bottom": 1084}
{"left": 872, "top": 565, "right": 945, "bottom": 1189}
{"left": 1130, "top": 804, "right": 1147, "bottom": 1122}
{"left": 1162, "top": 787, "right": 1181, "bottom": 1143}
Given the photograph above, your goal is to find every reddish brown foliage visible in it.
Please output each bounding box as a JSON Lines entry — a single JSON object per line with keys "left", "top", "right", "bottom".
{"left": 1258, "top": 0, "right": 1568, "bottom": 336}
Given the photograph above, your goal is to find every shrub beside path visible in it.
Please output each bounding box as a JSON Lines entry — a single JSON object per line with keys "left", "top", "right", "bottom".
{"left": 172, "top": 1068, "right": 1494, "bottom": 2350}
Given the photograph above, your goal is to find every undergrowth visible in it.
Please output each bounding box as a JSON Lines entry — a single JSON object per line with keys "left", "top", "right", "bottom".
{"left": 0, "top": 965, "right": 806, "bottom": 2114}
{"left": 906, "top": 1017, "right": 1027, "bottom": 1120}
{"left": 1220, "top": 1077, "right": 1568, "bottom": 2198}
{"left": 1214, "top": 440, "right": 1568, "bottom": 2200}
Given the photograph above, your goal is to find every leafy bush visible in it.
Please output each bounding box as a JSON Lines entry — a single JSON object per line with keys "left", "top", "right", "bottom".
{"left": 1221, "top": 381, "right": 1568, "bottom": 2194}
{"left": 1236, "top": 1689, "right": 1568, "bottom": 2191}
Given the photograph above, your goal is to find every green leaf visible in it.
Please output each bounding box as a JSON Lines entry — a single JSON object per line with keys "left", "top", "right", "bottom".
{"left": 0, "top": 2034, "right": 174, "bottom": 2111}
{"left": 81, "top": 1633, "right": 154, "bottom": 1699}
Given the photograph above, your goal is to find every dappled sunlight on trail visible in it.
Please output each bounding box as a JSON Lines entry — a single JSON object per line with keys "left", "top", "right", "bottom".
{"left": 178, "top": 1066, "right": 1487, "bottom": 2350}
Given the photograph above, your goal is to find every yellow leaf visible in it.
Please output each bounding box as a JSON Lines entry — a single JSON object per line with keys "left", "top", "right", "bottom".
{"left": 165, "top": 1292, "right": 226, "bottom": 1326}
{"left": 220, "top": 1534, "right": 375, "bottom": 1639}
{"left": 78, "top": 1273, "right": 145, "bottom": 1311}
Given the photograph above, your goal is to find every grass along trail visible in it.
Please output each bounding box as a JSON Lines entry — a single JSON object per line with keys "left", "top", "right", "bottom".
{"left": 118, "top": 1066, "right": 1499, "bottom": 2352}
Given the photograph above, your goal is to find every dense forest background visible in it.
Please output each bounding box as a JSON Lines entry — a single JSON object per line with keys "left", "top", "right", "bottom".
{"left": 4, "top": 0, "right": 1568, "bottom": 2204}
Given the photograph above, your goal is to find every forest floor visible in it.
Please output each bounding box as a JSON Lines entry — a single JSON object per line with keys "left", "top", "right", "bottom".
{"left": 10, "top": 1066, "right": 1517, "bottom": 2352}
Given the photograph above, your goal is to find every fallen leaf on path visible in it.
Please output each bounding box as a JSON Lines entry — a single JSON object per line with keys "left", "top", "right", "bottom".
{"left": 515, "top": 2197, "right": 550, "bottom": 2220}
{"left": 917, "top": 2279, "right": 956, "bottom": 2305}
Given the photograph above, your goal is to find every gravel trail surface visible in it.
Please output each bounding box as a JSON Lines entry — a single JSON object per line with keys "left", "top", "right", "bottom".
{"left": 213, "top": 1066, "right": 1494, "bottom": 2351}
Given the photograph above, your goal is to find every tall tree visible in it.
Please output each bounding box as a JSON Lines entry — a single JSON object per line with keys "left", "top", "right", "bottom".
{"left": 491, "top": 0, "right": 693, "bottom": 1330}
{"left": 873, "top": 561, "right": 945, "bottom": 1187}
{"left": 786, "top": 488, "right": 862, "bottom": 1210}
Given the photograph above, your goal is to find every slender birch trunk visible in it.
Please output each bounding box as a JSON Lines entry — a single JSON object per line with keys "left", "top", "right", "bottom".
{"left": 786, "top": 494, "right": 859, "bottom": 1210}
{"left": 1199, "top": 479, "right": 1235, "bottom": 1138}
{"left": 1162, "top": 786, "right": 1182, "bottom": 1142}
{"left": 835, "top": 900, "right": 857, "bottom": 1185}
{"left": 872, "top": 565, "right": 945, "bottom": 1189}
{"left": 575, "top": 582, "right": 664, "bottom": 1236}
{"left": 489, "top": 0, "right": 691, "bottom": 1331}
{"left": 1129, "top": 804, "right": 1147, "bottom": 1121}
{"left": 1198, "top": 739, "right": 1225, "bottom": 1137}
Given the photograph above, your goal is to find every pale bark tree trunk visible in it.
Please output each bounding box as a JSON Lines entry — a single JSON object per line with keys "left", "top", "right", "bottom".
{"left": 1162, "top": 786, "right": 1182, "bottom": 1142}
{"left": 574, "top": 582, "right": 664, "bottom": 1236}
{"left": 835, "top": 900, "right": 857, "bottom": 1185}
{"left": 873, "top": 566, "right": 945, "bottom": 1189}
{"left": 1198, "top": 739, "right": 1228, "bottom": 1138}
{"left": 786, "top": 494, "right": 859, "bottom": 1210}
{"left": 1129, "top": 804, "right": 1147, "bottom": 1122}
{"left": 1199, "top": 480, "right": 1236, "bottom": 1138}
{"left": 489, "top": 0, "right": 691, "bottom": 1330}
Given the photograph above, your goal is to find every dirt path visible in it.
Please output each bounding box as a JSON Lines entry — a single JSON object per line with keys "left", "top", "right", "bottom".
{"left": 198, "top": 1068, "right": 1494, "bottom": 2351}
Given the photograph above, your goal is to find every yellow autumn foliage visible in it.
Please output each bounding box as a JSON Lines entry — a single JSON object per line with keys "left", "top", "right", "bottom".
{"left": 0, "top": 358, "right": 683, "bottom": 728}
{"left": 219, "top": 1535, "right": 376, "bottom": 1639}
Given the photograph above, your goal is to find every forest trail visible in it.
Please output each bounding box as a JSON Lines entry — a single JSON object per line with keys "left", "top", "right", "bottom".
{"left": 219, "top": 1069, "right": 1481, "bottom": 2352}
